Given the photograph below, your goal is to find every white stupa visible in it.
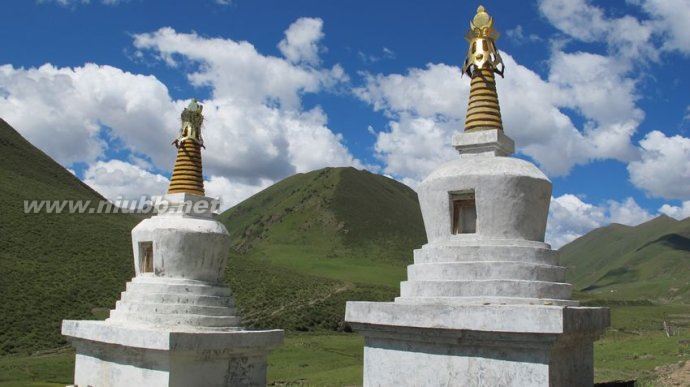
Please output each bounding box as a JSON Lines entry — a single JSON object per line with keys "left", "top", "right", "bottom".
{"left": 345, "top": 6, "right": 610, "bottom": 386}
{"left": 62, "top": 100, "right": 283, "bottom": 386}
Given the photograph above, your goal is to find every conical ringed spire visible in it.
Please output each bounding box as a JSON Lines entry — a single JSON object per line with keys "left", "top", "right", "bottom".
{"left": 462, "top": 5, "right": 505, "bottom": 132}
{"left": 167, "top": 99, "right": 205, "bottom": 196}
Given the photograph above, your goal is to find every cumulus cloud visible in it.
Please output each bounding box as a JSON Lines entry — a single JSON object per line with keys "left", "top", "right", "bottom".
{"left": 0, "top": 63, "right": 177, "bottom": 167}
{"left": 205, "top": 175, "right": 272, "bottom": 211}
{"left": 539, "top": 0, "right": 690, "bottom": 61}
{"left": 539, "top": 0, "right": 656, "bottom": 62}
{"left": 547, "top": 194, "right": 653, "bottom": 248}
{"left": 83, "top": 159, "right": 169, "bottom": 201}
{"left": 659, "top": 201, "right": 690, "bottom": 220}
{"left": 355, "top": 50, "right": 642, "bottom": 182}
{"left": 80, "top": 160, "right": 273, "bottom": 212}
{"left": 278, "top": 17, "right": 325, "bottom": 66}
{"left": 132, "top": 24, "right": 359, "bottom": 183}
{"left": 628, "top": 131, "right": 690, "bottom": 199}
{"left": 0, "top": 18, "right": 361, "bottom": 207}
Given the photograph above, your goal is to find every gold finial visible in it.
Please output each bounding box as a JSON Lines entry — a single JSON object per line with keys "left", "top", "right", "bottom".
{"left": 173, "top": 99, "right": 205, "bottom": 148}
{"left": 462, "top": 5, "right": 504, "bottom": 78}
{"left": 462, "top": 5, "right": 505, "bottom": 132}
{"left": 168, "top": 99, "right": 205, "bottom": 196}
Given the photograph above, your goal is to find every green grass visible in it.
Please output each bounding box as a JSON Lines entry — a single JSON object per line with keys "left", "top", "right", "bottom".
{"left": 268, "top": 333, "right": 363, "bottom": 385}
{"left": 0, "top": 333, "right": 364, "bottom": 387}
{"left": 0, "top": 348, "right": 73, "bottom": 386}
{"left": 250, "top": 243, "right": 406, "bottom": 288}
{"left": 220, "top": 167, "right": 425, "bottom": 332}
{"left": 559, "top": 215, "right": 690, "bottom": 303}
{"left": 0, "top": 120, "right": 140, "bottom": 355}
{"left": 2, "top": 310, "right": 688, "bottom": 386}
{"left": 594, "top": 330, "right": 690, "bottom": 384}
{"left": 226, "top": 252, "right": 397, "bottom": 332}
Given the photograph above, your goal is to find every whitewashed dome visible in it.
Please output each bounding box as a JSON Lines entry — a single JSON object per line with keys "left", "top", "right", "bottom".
{"left": 418, "top": 155, "right": 552, "bottom": 245}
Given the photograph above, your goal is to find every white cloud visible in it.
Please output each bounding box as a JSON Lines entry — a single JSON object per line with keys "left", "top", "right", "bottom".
{"left": 356, "top": 51, "right": 642, "bottom": 182}
{"left": 506, "top": 25, "right": 542, "bottom": 44}
{"left": 205, "top": 175, "right": 272, "bottom": 211}
{"left": 538, "top": 0, "right": 690, "bottom": 61}
{"left": 1, "top": 19, "right": 361, "bottom": 207}
{"left": 547, "top": 194, "right": 653, "bottom": 248}
{"left": 134, "top": 27, "right": 322, "bottom": 109}
{"left": 83, "top": 159, "right": 169, "bottom": 201}
{"left": 634, "top": 0, "right": 690, "bottom": 55}
{"left": 82, "top": 160, "right": 271, "bottom": 212}
{"left": 0, "top": 63, "right": 177, "bottom": 167}
{"left": 659, "top": 201, "right": 690, "bottom": 220}
{"left": 131, "top": 24, "right": 359, "bottom": 183}
{"left": 628, "top": 130, "right": 690, "bottom": 199}
{"left": 278, "top": 17, "right": 325, "bottom": 66}
{"left": 608, "top": 197, "right": 655, "bottom": 225}
{"left": 538, "top": 0, "right": 655, "bottom": 62}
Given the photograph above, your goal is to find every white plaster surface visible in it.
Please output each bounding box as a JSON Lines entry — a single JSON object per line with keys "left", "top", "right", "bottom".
{"left": 358, "top": 327, "right": 597, "bottom": 387}
{"left": 452, "top": 129, "right": 515, "bottom": 156}
{"left": 64, "top": 322, "right": 281, "bottom": 387}
{"left": 62, "top": 193, "right": 284, "bottom": 386}
{"left": 346, "top": 302, "right": 609, "bottom": 335}
{"left": 344, "top": 131, "right": 610, "bottom": 386}
{"left": 418, "top": 156, "right": 552, "bottom": 243}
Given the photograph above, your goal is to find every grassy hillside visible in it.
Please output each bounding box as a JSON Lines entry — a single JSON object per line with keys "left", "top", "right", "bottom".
{"left": 220, "top": 167, "right": 426, "bottom": 331}
{"left": 0, "top": 119, "right": 139, "bottom": 355}
{"left": 559, "top": 215, "right": 690, "bottom": 302}
{"left": 0, "top": 118, "right": 426, "bottom": 352}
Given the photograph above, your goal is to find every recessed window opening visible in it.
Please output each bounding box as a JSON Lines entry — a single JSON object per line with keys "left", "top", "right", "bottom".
{"left": 139, "top": 241, "right": 153, "bottom": 273}
{"left": 451, "top": 191, "right": 476, "bottom": 234}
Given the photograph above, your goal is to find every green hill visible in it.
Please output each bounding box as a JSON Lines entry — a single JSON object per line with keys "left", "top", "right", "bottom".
{"left": 559, "top": 215, "right": 690, "bottom": 302}
{"left": 0, "top": 117, "right": 427, "bottom": 353}
{"left": 0, "top": 119, "right": 139, "bottom": 355}
{"left": 219, "top": 167, "right": 427, "bottom": 331}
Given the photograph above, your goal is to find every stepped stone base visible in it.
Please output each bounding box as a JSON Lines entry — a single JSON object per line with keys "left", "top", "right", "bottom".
{"left": 62, "top": 275, "right": 283, "bottom": 386}
{"left": 62, "top": 321, "right": 282, "bottom": 387}
{"left": 345, "top": 302, "right": 609, "bottom": 387}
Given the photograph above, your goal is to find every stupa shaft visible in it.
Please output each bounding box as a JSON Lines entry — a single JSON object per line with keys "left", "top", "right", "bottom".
{"left": 465, "top": 68, "right": 503, "bottom": 131}
{"left": 168, "top": 140, "right": 204, "bottom": 195}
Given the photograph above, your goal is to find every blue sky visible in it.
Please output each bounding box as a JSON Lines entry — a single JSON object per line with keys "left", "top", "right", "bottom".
{"left": 0, "top": 0, "right": 689, "bottom": 247}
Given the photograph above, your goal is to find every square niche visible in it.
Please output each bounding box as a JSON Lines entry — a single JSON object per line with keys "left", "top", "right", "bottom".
{"left": 139, "top": 241, "right": 154, "bottom": 273}
{"left": 450, "top": 190, "right": 476, "bottom": 234}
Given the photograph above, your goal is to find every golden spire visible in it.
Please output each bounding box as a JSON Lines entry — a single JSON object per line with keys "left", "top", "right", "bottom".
{"left": 462, "top": 5, "right": 505, "bottom": 132}
{"left": 167, "top": 99, "right": 205, "bottom": 196}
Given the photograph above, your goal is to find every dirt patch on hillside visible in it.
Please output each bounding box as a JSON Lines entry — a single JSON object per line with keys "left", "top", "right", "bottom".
{"left": 654, "top": 361, "right": 690, "bottom": 386}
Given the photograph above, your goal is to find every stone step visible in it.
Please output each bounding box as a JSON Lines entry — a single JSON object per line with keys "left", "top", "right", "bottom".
{"left": 108, "top": 309, "right": 241, "bottom": 328}
{"left": 120, "top": 291, "right": 235, "bottom": 308}
{"left": 114, "top": 301, "right": 237, "bottom": 317}
{"left": 125, "top": 280, "right": 232, "bottom": 297}
{"left": 407, "top": 262, "right": 566, "bottom": 282}
{"left": 399, "top": 279, "right": 572, "bottom": 300}
{"left": 414, "top": 245, "right": 559, "bottom": 265}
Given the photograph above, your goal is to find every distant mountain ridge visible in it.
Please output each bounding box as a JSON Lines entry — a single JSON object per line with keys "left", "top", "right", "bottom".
{"left": 559, "top": 214, "right": 690, "bottom": 302}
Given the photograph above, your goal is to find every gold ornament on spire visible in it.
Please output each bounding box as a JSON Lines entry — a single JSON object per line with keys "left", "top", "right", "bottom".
{"left": 167, "top": 100, "right": 205, "bottom": 196}
{"left": 173, "top": 99, "right": 204, "bottom": 148}
{"left": 462, "top": 5, "right": 504, "bottom": 78}
{"left": 462, "top": 5, "right": 505, "bottom": 132}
